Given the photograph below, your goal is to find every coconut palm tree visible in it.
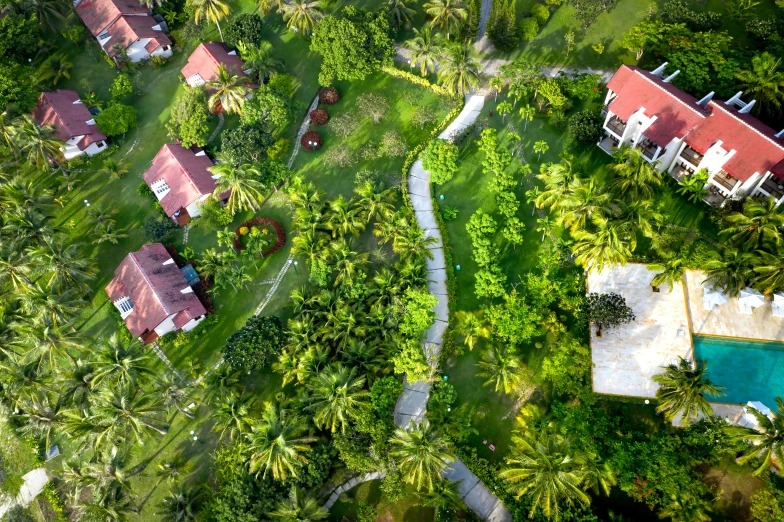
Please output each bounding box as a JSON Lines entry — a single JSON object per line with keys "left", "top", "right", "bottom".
{"left": 454, "top": 310, "right": 488, "bottom": 351}
{"left": 16, "top": 392, "right": 62, "bottom": 451}
{"left": 0, "top": 110, "right": 18, "bottom": 156}
{"left": 209, "top": 157, "right": 264, "bottom": 214}
{"left": 270, "top": 487, "right": 327, "bottom": 522}
{"left": 16, "top": 319, "right": 84, "bottom": 369}
{"left": 98, "top": 158, "right": 130, "bottom": 179}
{"left": 160, "top": 487, "right": 202, "bottom": 522}
{"left": 424, "top": 0, "right": 467, "bottom": 39}
{"left": 200, "top": 363, "right": 240, "bottom": 404}
{"left": 649, "top": 258, "right": 685, "bottom": 293}
{"left": 95, "top": 222, "right": 129, "bottom": 245}
{"left": 437, "top": 42, "right": 479, "bottom": 95}
{"left": 676, "top": 169, "right": 709, "bottom": 203}
{"left": 477, "top": 345, "right": 524, "bottom": 394}
{"left": 238, "top": 41, "right": 284, "bottom": 84}
{"left": 407, "top": 26, "right": 441, "bottom": 76}
{"left": 154, "top": 372, "right": 196, "bottom": 419}
{"left": 501, "top": 429, "right": 592, "bottom": 520}
{"left": 652, "top": 357, "right": 725, "bottom": 423}
{"left": 329, "top": 238, "right": 370, "bottom": 286}
{"left": 390, "top": 420, "right": 454, "bottom": 491}
{"left": 17, "top": 283, "right": 82, "bottom": 327}
{"left": 726, "top": 397, "right": 784, "bottom": 475}
{"left": 752, "top": 249, "right": 784, "bottom": 294}
{"left": 720, "top": 196, "right": 784, "bottom": 251}
{"left": 388, "top": 0, "right": 416, "bottom": 28}
{"left": 609, "top": 145, "right": 662, "bottom": 201}
{"left": 620, "top": 199, "right": 661, "bottom": 239}
{"left": 0, "top": 247, "right": 34, "bottom": 292}
{"left": 189, "top": 0, "right": 230, "bottom": 41}
{"left": 533, "top": 140, "right": 549, "bottom": 161}
{"left": 571, "top": 217, "right": 634, "bottom": 272}
{"left": 29, "top": 238, "right": 96, "bottom": 291}
{"left": 535, "top": 160, "right": 575, "bottom": 211}
{"left": 74, "top": 487, "right": 134, "bottom": 522}
{"left": 307, "top": 364, "right": 369, "bottom": 433}
{"left": 246, "top": 402, "right": 315, "bottom": 481}
{"left": 11, "top": 115, "right": 63, "bottom": 169}
{"left": 354, "top": 181, "right": 395, "bottom": 225}
{"left": 281, "top": 0, "right": 324, "bottom": 35}
{"left": 419, "top": 479, "right": 462, "bottom": 519}
{"left": 90, "top": 335, "right": 154, "bottom": 389}
{"left": 212, "top": 391, "right": 255, "bottom": 439}
{"left": 702, "top": 248, "right": 754, "bottom": 297}
{"left": 93, "top": 385, "right": 170, "bottom": 445}
{"left": 56, "top": 359, "right": 97, "bottom": 415}
{"left": 735, "top": 52, "right": 784, "bottom": 116}
{"left": 206, "top": 64, "right": 251, "bottom": 115}
{"left": 557, "top": 178, "right": 610, "bottom": 233}
{"left": 38, "top": 53, "right": 73, "bottom": 86}
{"left": 326, "top": 195, "right": 363, "bottom": 238}
{"left": 520, "top": 104, "right": 535, "bottom": 132}
{"left": 657, "top": 496, "right": 711, "bottom": 522}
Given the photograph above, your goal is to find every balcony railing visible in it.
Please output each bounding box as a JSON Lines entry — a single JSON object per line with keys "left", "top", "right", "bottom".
{"left": 638, "top": 138, "right": 658, "bottom": 160}
{"left": 680, "top": 146, "right": 703, "bottom": 167}
{"left": 605, "top": 116, "right": 626, "bottom": 138}
{"left": 758, "top": 176, "right": 784, "bottom": 199}
{"left": 712, "top": 170, "right": 738, "bottom": 193}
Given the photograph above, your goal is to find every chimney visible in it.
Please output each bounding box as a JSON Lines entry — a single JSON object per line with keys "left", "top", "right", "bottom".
{"left": 725, "top": 92, "right": 744, "bottom": 107}
{"left": 662, "top": 70, "right": 680, "bottom": 83}
{"left": 739, "top": 100, "right": 756, "bottom": 114}
{"left": 651, "top": 63, "right": 668, "bottom": 77}
{"left": 697, "top": 92, "right": 714, "bottom": 106}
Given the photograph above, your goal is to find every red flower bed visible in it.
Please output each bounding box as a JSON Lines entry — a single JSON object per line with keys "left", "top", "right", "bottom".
{"left": 301, "top": 130, "right": 322, "bottom": 151}
{"left": 318, "top": 86, "right": 339, "bottom": 105}
{"left": 309, "top": 108, "right": 329, "bottom": 125}
{"left": 233, "top": 217, "right": 286, "bottom": 257}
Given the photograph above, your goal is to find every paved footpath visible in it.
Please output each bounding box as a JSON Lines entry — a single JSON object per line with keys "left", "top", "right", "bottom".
{"left": 0, "top": 468, "right": 49, "bottom": 518}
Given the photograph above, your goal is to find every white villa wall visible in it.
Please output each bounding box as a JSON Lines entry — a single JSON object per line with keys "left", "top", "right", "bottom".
{"left": 181, "top": 316, "right": 205, "bottom": 333}
{"left": 83, "top": 140, "right": 107, "bottom": 156}
{"left": 127, "top": 38, "right": 153, "bottom": 63}
{"left": 654, "top": 137, "right": 682, "bottom": 171}
{"left": 185, "top": 194, "right": 211, "bottom": 218}
{"left": 62, "top": 137, "right": 85, "bottom": 160}
{"left": 154, "top": 314, "right": 178, "bottom": 337}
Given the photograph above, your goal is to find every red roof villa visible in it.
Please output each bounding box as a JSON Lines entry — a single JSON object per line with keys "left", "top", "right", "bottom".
{"left": 32, "top": 90, "right": 107, "bottom": 160}
{"left": 599, "top": 64, "right": 784, "bottom": 207}
{"left": 74, "top": 0, "right": 172, "bottom": 63}
{"left": 181, "top": 42, "right": 249, "bottom": 88}
{"left": 106, "top": 244, "right": 206, "bottom": 344}
{"left": 143, "top": 143, "right": 227, "bottom": 225}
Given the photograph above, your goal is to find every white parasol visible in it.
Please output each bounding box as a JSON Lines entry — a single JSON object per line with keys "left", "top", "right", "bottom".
{"left": 738, "top": 288, "right": 765, "bottom": 315}
{"left": 702, "top": 286, "right": 728, "bottom": 311}
{"left": 772, "top": 293, "right": 784, "bottom": 317}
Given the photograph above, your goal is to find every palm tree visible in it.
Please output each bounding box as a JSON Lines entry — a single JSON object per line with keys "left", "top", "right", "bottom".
{"left": 0, "top": 355, "right": 52, "bottom": 413}
{"left": 520, "top": 104, "right": 535, "bottom": 132}
{"left": 307, "top": 364, "right": 369, "bottom": 433}
{"left": 419, "top": 479, "right": 462, "bottom": 519}
{"left": 454, "top": 310, "right": 488, "bottom": 350}
{"left": 329, "top": 238, "right": 370, "bottom": 286}
{"left": 354, "top": 181, "right": 395, "bottom": 224}
{"left": 236, "top": 41, "right": 283, "bottom": 83}
{"left": 424, "top": 0, "right": 467, "bottom": 39}
{"left": 388, "top": 0, "right": 416, "bottom": 28}
{"left": 270, "top": 487, "right": 327, "bottom": 522}
{"left": 609, "top": 145, "right": 662, "bottom": 201}
{"left": 676, "top": 169, "right": 709, "bottom": 203}
{"left": 189, "top": 0, "right": 230, "bottom": 41}
{"left": 390, "top": 420, "right": 454, "bottom": 491}
{"left": 720, "top": 196, "right": 784, "bottom": 251}
{"left": 246, "top": 402, "right": 315, "bottom": 481}
{"left": 752, "top": 249, "right": 784, "bottom": 294}
{"left": 652, "top": 357, "right": 725, "bottom": 424}
{"left": 91, "top": 334, "right": 154, "bottom": 388}
{"left": 160, "top": 487, "right": 202, "bottom": 522}
{"left": 200, "top": 363, "right": 240, "bottom": 404}
{"left": 620, "top": 199, "right": 661, "bottom": 239}
{"left": 29, "top": 238, "right": 96, "bottom": 291}
{"left": 649, "top": 258, "right": 685, "bottom": 293}
{"left": 702, "top": 248, "right": 754, "bottom": 297}
{"left": 207, "top": 64, "right": 251, "bottom": 115}
{"left": 95, "top": 222, "right": 129, "bottom": 245}
{"left": 156, "top": 457, "right": 192, "bottom": 487}
{"left": 16, "top": 392, "right": 62, "bottom": 451}
{"left": 726, "top": 397, "right": 784, "bottom": 475}
{"left": 38, "top": 53, "right": 73, "bottom": 86}
{"left": 154, "top": 373, "right": 195, "bottom": 419}
{"left": 99, "top": 158, "right": 130, "bottom": 179}
{"left": 327, "top": 195, "right": 363, "bottom": 238}
{"left": 17, "top": 283, "right": 82, "bottom": 327}
{"left": 735, "top": 52, "right": 784, "bottom": 116}
{"left": 11, "top": 115, "right": 63, "bottom": 169}
{"left": 533, "top": 140, "right": 549, "bottom": 161}
{"left": 572, "top": 216, "right": 634, "bottom": 272}
{"left": 17, "top": 319, "right": 84, "bottom": 369}
{"left": 437, "top": 42, "right": 479, "bottom": 95}
{"left": 93, "top": 385, "right": 169, "bottom": 445}
{"left": 212, "top": 391, "right": 255, "bottom": 439}
{"left": 0, "top": 247, "right": 34, "bottom": 292}
{"left": 407, "top": 27, "right": 441, "bottom": 77}
{"left": 501, "top": 430, "right": 592, "bottom": 520}
{"left": 281, "top": 0, "right": 324, "bottom": 35}
{"left": 557, "top": 178, "right": 610, "bottom": 233}
{"left": 209, "top": 157, "right": 264, "bottom": 214}
{"left": 477, "top": 345, "right": 524, "bottom": 394}
{"left": 56, "top": 358, "right": 97, "bottom": 415}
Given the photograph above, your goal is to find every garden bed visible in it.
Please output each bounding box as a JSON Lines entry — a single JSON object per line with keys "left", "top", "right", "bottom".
{"left": 233, "top": 217, "right": 286, "bottom": 256}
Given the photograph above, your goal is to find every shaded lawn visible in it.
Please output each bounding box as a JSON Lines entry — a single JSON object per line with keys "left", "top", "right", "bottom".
{"left": 702, "top": 455, "right": 767, "bottom": 522}
{"left": 328, "top": 479, "right": 434, "bottom": 522}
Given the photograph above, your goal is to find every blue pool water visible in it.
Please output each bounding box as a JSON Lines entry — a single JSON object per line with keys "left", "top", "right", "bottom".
{"left": 692, "top": 335, "right": 784, "bottom": 406}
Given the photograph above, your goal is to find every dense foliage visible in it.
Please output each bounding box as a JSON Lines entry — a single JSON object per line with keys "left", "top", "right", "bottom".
{"left": 223, "top": 316, "right": 285, "bottom": 372}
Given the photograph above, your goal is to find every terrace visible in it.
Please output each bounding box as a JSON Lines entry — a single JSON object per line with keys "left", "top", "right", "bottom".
{"left": 754, "top": 175, "right": 784, "bottom": 201}
{"left": 710, "top": 170, "right": 740, "bottom": 194}
{"left": 605, "top": 115, "right": 627, "bottom": 138}
{"left": 679, "top": 145, "right": 703, "bottom": 167}
{"left": 669, "top": 163, "right": 693, "bottom": 182}
{"left": 637, "top": 137, "right": 658, "bottom": 161}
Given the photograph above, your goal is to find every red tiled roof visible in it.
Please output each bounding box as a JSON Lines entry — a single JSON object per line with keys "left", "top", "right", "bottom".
{"left": 181, "top": 42, "right": 247, "bottom": 84}
{"left": 32, "top": 90, "right": 107, "bottom": 149}
{"left": 143, "top": 144, "right": 218, "bottom": 216}
{"left": 686, "top": 101, "right": 784, "bottom": 182}
{"left": 105, "top": 243, "right": 206, "bottom": 339}
{"left": 607, "top": 65, "right": 707, "bottom": 147}
{"left": 75, "top": 0, "right": 149, "bottom": 36}
{"left": 102, "top": 15, "right": 171, "bottom": 55}
{"left": 144, "top": 36, "right": 170, "bottom": 54}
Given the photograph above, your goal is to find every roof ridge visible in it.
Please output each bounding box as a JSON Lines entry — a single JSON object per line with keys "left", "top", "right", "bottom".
{"left": 168, "top": 144, "right": 210, "bottom": 198}
{"left": 707, "top": 101, "right": 784, "bottom": 152}
{"left": 633, "top": 70, "right": 706, "bottom": 119}
{"left": 129, "top": 248, "right": 171, "bottom": 316}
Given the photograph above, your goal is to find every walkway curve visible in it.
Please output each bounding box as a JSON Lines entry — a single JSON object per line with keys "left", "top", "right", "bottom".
{"left": 392, "top": 94, "right": 513, "bottom": 522}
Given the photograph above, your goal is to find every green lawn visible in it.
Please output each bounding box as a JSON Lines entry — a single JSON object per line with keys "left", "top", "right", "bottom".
{"left": 328, "top": 480, "right": 435, "bottom": 522}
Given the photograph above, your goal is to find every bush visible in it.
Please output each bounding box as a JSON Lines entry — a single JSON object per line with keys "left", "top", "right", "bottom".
{"left": 421, "top": 139, "right": 459, "bottom": 185}
{"left": 519, "top": 18, "right": 539, "bottom": 41}
{"left": 309, "top": 108, "right": 329, "bottom": 125}
{"left": 137, "top": 182, "right": 154, "bottom": 198}
{"left": 318, "top": 86, "right": 339, "bottom": 104}
{"left": 327, "top": 113, "right": 359, "bottom": 138}
{"left": 379, "top": 131, "right": 407, "bottom": 158}
{"left": 267, "top": 138, "right": 290, "bottom": 161}
{"left": 568, "top": 109, "right": 603, "bottom": 143}
{"left": 747, "top": 18, "right": 778, "bottom": 40}
{"left": 95, "top": 103, "right": 137, "bottom": 137}
{"left": 660, "top": 0, "right": 721, "bottom": 31}
{"left": 223, "top": 315, "right": 285, "bottom": 372}
{"left": 142, "top": 214, "right": 177, "bottom": 242}
{"left": 2, "top": 506, "right": 35, "bottom": 522}
{"left": 223, "top": 13, "right": 263, "bottom": 48}
{"left": 197, "top": 198, "right": 233, "bottom": 229}
{"left": 300, "top": 130, "right": 322, "bottom": 150}
{"left": 110, "top": 74, "right": 133, "bottom": 100}
{"left": 441, "top": 205, "right": 459, "bottom": 221}
{"left": 221, "top": 121, "right": 275, "bottom": 165}
{"left": 531, "top": 3, "right": 550, "bottom": 24}
{"left": 370, "top": 376, "right": 403, "bottom": 414}
{"left": 323, "top": 147, "right": 356, "bottom": 168}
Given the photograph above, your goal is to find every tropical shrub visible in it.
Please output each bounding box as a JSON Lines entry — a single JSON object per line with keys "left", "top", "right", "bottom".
{"left": 300, "top": 130, "right": 322, "bottom": 150}
{"left": 370, "top": 376, "right": 404, "bottom": 414}
{"left": 224, "top": 13, "right": 263, "bottom": 48}
{"left": 221, "top": 122, "right": 275, "bottom": 165}
{"left": 568, "top": 109, "right": 603, "bottom": 143}
{"left": 142, "top": 215, "right": 177, "bottom": 242}
{"left": 531, "top": 3, "right": 550, "bottom": 24}
{"left": 309, "top": 108, "right": 329, "bottom": 125}
{"left": 421, "top": 139, "right": 459, "bottom": 185}
{"left": 222, "top": 315, "right": 285, "bottom": 372}
{"left": 318, "top": 86, "right": 340, "bottom": 104}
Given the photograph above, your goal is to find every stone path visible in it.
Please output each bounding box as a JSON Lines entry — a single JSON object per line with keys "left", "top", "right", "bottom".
{"left": 0, "top": 468, "right": 49, "bottom": 518}
{"left": 288, "top": 95, "right": 320, "bottom": 169}
{"left": 474, "top": 0, "right": 495, "bottom": 54}
{"left": 207, "top": 113, "right": 225, "bottom": 144}
{"left": 254, "top": 255, "right": 293, "bottom": 315}
{"left": 322, "top": 471, "right": 387, "bottom": 510}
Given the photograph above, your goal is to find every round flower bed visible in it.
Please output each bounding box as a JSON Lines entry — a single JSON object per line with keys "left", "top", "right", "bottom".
{"left": 233, "top": 217, "right": 286, "bottom": 257}
{"left": 309, "top": 108, "right": 329, "bottom": 125}
{"left": 301, "top": 130, "right": 322, "bottom": 151}
{"left": 318, "top": 86, "right": 340, "bottom": 105}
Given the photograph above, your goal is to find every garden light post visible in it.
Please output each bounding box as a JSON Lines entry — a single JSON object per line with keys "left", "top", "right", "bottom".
{"left": 309, "top": 141, "right": 317, "bottom": 155}
{"left": 292, "top": 260, "right": 298, "bottom": 274}
{"left": 407, "top": 59, "right": 412, "bottom": 72}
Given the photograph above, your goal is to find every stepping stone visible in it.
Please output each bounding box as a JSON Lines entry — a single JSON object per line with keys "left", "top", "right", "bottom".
{"left": 426, "top": 248, "right": 447, "bottom": 271}
{"left": 409, "top": 162, "right": 431, "bottom": 182}
{"left": 432, "top": 293, "right": 449, "bottom": 322}
{"left": 395, "top": 389, "right": 428, "bottom": 416}
{"left": 423, "top": 341, "right": 441, "bottom": 361}
{"left": 403, "top": 376, "right": 430, "bottom": 394}
{"left": 486, "top": 502, "right": 513, "bottom": 522}
{"left": 428, "top": 267, "right": 448, "bottom": 284}
{"left": 426, "top": 319, "right": 449, "bottom": 344}
{"left": 408, "top": 175, "right": 431, "bottom": 197}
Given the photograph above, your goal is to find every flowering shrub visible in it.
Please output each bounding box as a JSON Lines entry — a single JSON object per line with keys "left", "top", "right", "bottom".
{"left": 233, "top": 217, "right": 285, "bottom": 256}
{"left": 301, "top": 130, "right": 322, "bottom": 150}
{"left": 239, "top": 226, "right": 249, "bottom": 235}
{"left": 318, "top": 86, "right": 339, "bottom": 104}
{"left": 309, "top": 108, "right": 329, "bottom": 125}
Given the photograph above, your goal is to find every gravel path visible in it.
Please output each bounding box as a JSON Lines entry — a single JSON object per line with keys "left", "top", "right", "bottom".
{"left": 474, "top": 0, "right": 495, "bottom": 53}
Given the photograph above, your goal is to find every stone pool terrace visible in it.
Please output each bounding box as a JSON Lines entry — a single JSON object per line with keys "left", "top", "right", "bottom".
{"left": 683, "top": 270, "right": 784, "bottom": 342}
{"left": 588, "top": 264, "right": 693, "bottom": 399}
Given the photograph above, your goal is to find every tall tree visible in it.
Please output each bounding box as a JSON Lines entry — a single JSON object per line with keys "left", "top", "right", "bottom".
{"left": 189, "top": 0, "right": 230, "bottom": 41}
{"left": 609, "top": 145, "right": 662, "bottom": 201}
{"left": 652, "top": 357, "right": 725, "bottom": 424}
{"left": 477, "top": 344, "right": 524, "bottom": 394}
{"left": 245, "top": 402, "right": 315, "bottom": 481}
{"left": 206, "top": 64, "right": 251, "bottom": 115}
{"left": 388, "top": 0, "right": 416, "bottom": 28}
{"left": 389, "top": 420, "right": 454, "bottom": 491}
{"left": 720, "top": 197, "right": 784, "bottom": 251}
{"left": 437, "top": 42, "right": 479, "bottom": 95}
{"left": 209, "top": 157, "right": 265, "bottom": 214}
{"left": 307, "top": 364, "right": 368, "bottom": 433}
{"left": 424, "top": 0, "right": 467, "bottom": 39}
{"left": 281, "top": 0, "right": 324, "bottom": 35}
{"left": 735, "top": 52, "right": 784, "bottom": 116}
{"left": 270, "top": 487, "right": 327, "bottom": 522}
{"left": 407, "top": 27, "right": 441, "bottom": 77}
{"left": 726, "top": 397, "right": 784, "bottom": 475}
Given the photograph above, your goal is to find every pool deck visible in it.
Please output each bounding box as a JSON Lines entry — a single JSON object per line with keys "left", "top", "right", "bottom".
{"left": 588, "top": 264, "right": 694, "bottom": 399}
{"left": 684, "top": 270, "right": 784, "bottom": 342}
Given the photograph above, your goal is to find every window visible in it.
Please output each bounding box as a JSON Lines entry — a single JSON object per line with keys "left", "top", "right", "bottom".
{"left": 115, "top": 296, "right": 133, "bottom": 313}
{"left": 152, "top": 179, "right": 170, "bottom": 195}
{"left": 187, "top": 74, "right": 205, "bottom": 87}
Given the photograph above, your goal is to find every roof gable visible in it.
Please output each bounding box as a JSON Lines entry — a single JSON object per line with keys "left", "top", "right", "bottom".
{"left": 143, "top": 144, "right": 217, "bottom": 216}
{"left": 102, "top": 15, "right": 171, "bottom": 54}
{"left": 32, "top": 90, "right": 107, "bottom": 148}
{"left": 181, "top": 42, "right": 247, "bottom": 84}
{"left": 75, "top": 0, "right": 149, "bottom": 36}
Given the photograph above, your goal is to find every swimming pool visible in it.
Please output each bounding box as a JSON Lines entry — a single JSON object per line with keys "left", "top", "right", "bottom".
{"left": 692, "top": 334, "right": 784, "bottom": 407}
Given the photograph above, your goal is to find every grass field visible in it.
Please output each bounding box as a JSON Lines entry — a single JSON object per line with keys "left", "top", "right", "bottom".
{"left": 328, "top": 480, "right": 435, "bottom": 521}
